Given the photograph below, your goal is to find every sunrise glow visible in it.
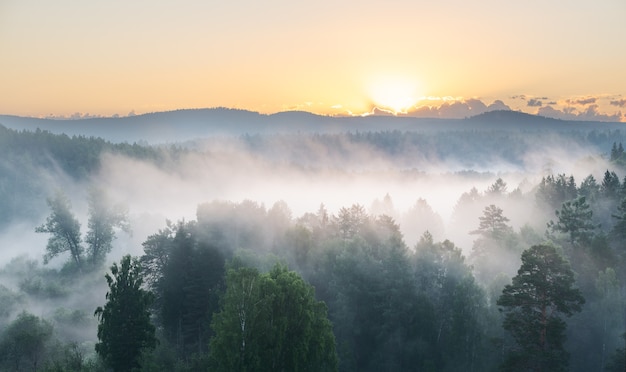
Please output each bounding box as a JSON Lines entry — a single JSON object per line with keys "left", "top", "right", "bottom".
{"left": 367, "top": 76, "right": 422, "bottom": 114}
{"left": 0, "top": 1, "right": 623, "bottom": 121}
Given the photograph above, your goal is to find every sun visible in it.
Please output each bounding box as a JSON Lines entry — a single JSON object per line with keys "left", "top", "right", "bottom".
{"left": 367, "top": 76, "right": 421, "bottom": 114}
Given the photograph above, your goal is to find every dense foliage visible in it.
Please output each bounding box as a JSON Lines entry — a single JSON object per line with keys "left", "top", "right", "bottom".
{"left": 210, "top": 263, "right": 337, "bottom": 371}
{"left": 95, "top": 256, "right": 156, "bottom": 372}
{"left": 498, "top": 244, "right": 585, "bottom": 371}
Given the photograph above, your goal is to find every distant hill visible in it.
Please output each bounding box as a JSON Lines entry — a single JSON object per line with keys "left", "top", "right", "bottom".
{"left": 0, "top": 108, "right": 623, "bottom": 144}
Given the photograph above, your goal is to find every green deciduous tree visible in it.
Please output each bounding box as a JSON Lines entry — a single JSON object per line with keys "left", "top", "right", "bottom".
{"left": 497, "top": 244, "right": 585, "bottom": 372}
{"left": 94, "top": 255, "right": 156, "bottom": 372}
{"left": 210, "top": 263, "right": 337, "bottom": 372}
{"left": 35, "top": 191, "right": 84, "bottom": 268}
{"left": 0, "top": 311, "right": 54, "bottom": 371}
{"left": 85, "top": 187, "right": 130, "bottom": 267}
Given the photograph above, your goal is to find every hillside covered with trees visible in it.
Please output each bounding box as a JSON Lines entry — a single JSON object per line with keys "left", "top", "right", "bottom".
{"left": 1, "top": 119, "right": 626, "bottom": 371}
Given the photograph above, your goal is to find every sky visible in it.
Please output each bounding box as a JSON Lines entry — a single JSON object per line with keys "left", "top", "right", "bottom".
{"left": 1, "top": 0, "right": 625, "bottom": 121}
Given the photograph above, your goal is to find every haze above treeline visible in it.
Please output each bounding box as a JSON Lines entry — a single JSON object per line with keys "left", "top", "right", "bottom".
{"left": 2, "top": 109, "right": 625, "bottom": 232}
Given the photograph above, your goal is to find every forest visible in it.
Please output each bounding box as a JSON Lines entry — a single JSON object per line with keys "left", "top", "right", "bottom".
{"left": 1, "top": 121, "right": 626, "bottom": 371}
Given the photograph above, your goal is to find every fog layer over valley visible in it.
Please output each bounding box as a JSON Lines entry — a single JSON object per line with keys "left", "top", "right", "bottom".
{"left": 1, "top": 113, "right": 626, "bottom": 371}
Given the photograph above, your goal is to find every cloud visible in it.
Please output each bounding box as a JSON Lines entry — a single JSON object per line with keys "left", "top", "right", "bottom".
{"left": 370, "top": 107, "right": 396, "bottom": 116}
{"left": 538, "top": 104, "right": 622, "bottom": 122}
{"left": 405, "top": 99, "right": 510, "bottom": 119}
{"left": 527, "top": 99, "right": 543, "bottom": 107}
{"left": 610, "top": 99, "right": 626, "bottom": 107}
{"left": 487, "top": 100, "right": 510, "bottom": 111}
{"left": 565, "top": 97, "right": 597, "bottom": 105}
{"left": 511, "top": 95, "right": 548, "bottom": 100}
{"left": 44, "top": 112, "right": 121, "bottom": 120}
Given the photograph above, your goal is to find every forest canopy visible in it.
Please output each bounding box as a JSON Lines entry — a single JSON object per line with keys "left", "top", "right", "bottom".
{"left": 1, "top": 122, "right": 626, "bottom": 371}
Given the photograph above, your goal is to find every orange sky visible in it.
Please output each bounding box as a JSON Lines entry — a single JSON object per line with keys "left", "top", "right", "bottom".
{"left": 1, "top": 1, "right": 625, "bottom": 121}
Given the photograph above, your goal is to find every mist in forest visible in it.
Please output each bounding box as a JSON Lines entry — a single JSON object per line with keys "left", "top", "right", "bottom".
{"left": 0, "top": 117, "right": 625, "bottom": 371}
{"left": 0, "top": 127, "right": 613, "bottom": 297}
{"left": 91, "top": 133, "right": 610, "bottom": 251}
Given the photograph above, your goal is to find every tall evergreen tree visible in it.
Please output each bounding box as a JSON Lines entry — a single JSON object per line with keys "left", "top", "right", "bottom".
{"left": 547, "top": 196, "right": 596, "bottom": 247}
{"left": 578, "top": 175, "right": 600, "bottom": 202}
{"left": 470, "top": 205, "right": 521, "bottom": 285}
{"left": 471, "top": 204, "right": 512, "bottom": 239}
{"left": 601, "top": 170, "right": 621, "bottom": 200}
{"left": 610, "top": 142, "right": 624, "bottom": 162}
{"left": 497, "top": 245, "right": 584, "bottom": 372}
{"left": 536, "top": 174, "right": 578, "bottom": 211}
{"left": 94, "top": 255, "right": 156, "bottom": 372}
{"left": 486, "top": 178, "right": 508, "bottom": 196}
{"left": 142, "top": 221, "right": 225, "bottom": 359}
{"left": 611, "top": 197, "right": 626, "bottom": 243}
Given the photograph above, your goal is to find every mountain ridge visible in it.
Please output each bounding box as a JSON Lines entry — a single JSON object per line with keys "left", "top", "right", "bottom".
{"left": 0, "top": 108, "right": 623, "bottom": 144}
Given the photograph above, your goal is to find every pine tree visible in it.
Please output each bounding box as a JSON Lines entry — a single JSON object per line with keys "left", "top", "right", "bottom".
{"left": 601, "top": 170, "right": 621, "bottom": 200}
{"left": 471, "top": 204, "right": 512, "bottom": 239}
{"left": 547, "top": 196, "right": 596, "bottom": 247}
{"left": 497, "top": 245, "right": 584, "bottom": 371}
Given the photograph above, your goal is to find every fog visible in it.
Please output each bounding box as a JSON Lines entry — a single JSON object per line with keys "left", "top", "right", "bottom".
{"left": 89, "top": 134, "right": 611, "bottom": 253}
{"left": 2, "top": 129, "right": 612, "bottom": 263}
{"left": 0, "top": 119, "right": 622, "bottom": 370}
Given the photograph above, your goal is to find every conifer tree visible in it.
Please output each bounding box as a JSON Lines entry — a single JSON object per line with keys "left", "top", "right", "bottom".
{"left": 498, "top": 245, "right": 584, "bottom": 372}
{"left": 95, "top": 255, "right": 156, "bottom": 372}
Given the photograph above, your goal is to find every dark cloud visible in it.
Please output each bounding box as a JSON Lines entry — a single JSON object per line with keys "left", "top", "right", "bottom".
{"left": 511, "top": 95, "right": 527, "bottom": 100}
{"left": 538, "top": 104, "right": 622, "bottom": 122}
{"left": 566, "top": 97, "right": 597, "bottom": 105}
{"left": 527, "top": 99, "right": 543, "bottom": 107}
{"left": 610, "top": 99, "right": 626, "bottom": 107}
